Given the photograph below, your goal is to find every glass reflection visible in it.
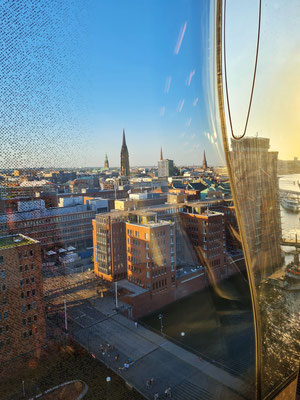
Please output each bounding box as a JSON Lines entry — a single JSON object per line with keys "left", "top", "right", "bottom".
{"left": 0, "top": 0, "right": 298, "bottom": 399}
{"left": 216, "top": 0, "right": 300, "bottom": 398}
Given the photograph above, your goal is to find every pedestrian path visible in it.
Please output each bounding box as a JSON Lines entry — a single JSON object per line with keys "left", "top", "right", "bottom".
{"left": 69, "top": 299, "right": 253, "bottom": 400}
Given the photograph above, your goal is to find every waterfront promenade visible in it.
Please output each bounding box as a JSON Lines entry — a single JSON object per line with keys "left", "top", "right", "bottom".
{"left": 65, "top": 297, "right": 252, "bottom": 400}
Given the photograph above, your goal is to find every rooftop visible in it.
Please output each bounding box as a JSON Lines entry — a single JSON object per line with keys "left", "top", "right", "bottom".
{"left": 0, "top": 234, "right": 38, "bottom": 250}
{"left": 117, "top": 279, "right": 149, "bottom": 297}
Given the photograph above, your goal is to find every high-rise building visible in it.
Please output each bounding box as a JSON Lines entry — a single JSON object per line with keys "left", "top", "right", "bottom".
{"left": 0, "top": 234, "right": 46, "bottom": 362}
{"left": 126, "top": 217, "right": 176, "bottom": 292}
{"left": 158, "top": 148, "right": 174, "bottom": 178}
{"left": 229, "top": 137, "right": 282, "bottom": 283}
{"left": 104, "top": 153, "right": 109, "bottom": 169}
{"left": 93, "top": 212, "right": 128, "bottom": 281}
{"left": 120, "top": 129, "right": 130, "bottom": 177}
{"left": 202, "top": 150, "right": 208, "bottom": 170}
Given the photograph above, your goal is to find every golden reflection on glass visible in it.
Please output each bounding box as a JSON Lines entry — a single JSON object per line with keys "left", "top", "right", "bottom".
{"left": 215, "top": 0, "right": 300, "bottom": 398}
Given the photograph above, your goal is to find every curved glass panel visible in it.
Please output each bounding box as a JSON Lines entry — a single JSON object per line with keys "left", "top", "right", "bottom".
{"left": 2, "top": 1, "right": 298, "bottom": 399}
{"left": 216, "top": 0, "right": 300, "bottom": 398}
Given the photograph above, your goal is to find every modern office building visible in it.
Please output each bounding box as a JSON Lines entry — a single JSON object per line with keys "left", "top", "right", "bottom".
{"left": 0, "top": 202, "right": 96, "bottom": 259}
{"left": 158, "top": 147, "right": 174, "bottom": 178}
{"left": 93, "top": 211, "right": 128, "bottom": 281}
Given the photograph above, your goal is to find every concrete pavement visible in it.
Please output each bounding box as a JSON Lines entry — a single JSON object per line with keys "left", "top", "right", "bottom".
{"left": 66, "top": 299, "right": 253, "bottom": 400}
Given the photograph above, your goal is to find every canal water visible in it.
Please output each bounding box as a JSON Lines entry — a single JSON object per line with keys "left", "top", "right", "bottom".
{"left": 142, "top": 270, "right": 255, "bottom": 378}
{"left": 142, "top": 174, "right": 300, "bottom": 380}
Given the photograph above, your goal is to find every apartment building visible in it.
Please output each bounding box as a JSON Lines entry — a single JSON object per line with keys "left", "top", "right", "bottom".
{"left": 0, "top": 235, "right": 46, "bottom": 362}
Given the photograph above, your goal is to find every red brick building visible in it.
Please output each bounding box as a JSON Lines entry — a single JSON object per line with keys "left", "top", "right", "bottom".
{"left": 126, "top": 217, "right": 176, "bottom": 294}
{"left": 0, "top": 234, "right": 46, "bottom": 362}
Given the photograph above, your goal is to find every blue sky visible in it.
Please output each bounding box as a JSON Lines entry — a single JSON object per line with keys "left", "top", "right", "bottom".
{"left": 3, "top": 0, "right": 297, "bottom": 169}
{"left": 0, "top": 0, "right": 221, "bottom": 168}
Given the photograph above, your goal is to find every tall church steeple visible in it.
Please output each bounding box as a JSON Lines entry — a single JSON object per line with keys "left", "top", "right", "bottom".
{"left": 104, "top": 153, "right": 109, "bottom": 169}
{"left": 160, "top": 146, "right": 163, "bottom": 161}
{"left": 120, "top": 129, "right": 130, "bottom": 176}
{"left": 202, "top": 150, "right": 208, "bottom": 170}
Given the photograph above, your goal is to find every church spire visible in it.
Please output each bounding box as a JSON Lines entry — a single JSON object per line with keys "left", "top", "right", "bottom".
{"left": 202, "top": 150, "right": 208, "bottom": 170}
{"left": 104, "top": 153, "right": 109, "bottom": 169}
{"left": 120, "top": 129, "right": 130, "bottom": 176}
{"left": 122, "top": 128, "right": 126, "bottom": 146}
{"left": 160, "top": 146, "right": 163, "bottom": 161}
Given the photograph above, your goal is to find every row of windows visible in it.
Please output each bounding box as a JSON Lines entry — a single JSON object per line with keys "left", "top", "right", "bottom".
{"left": 23, "top": 315, "right": 37, "bottom": 325}
{"left": 18, "top": 249, "right": 34, "bottom": 259}
{"left": 152, "top": 279, "right": 167, "bottom": 290}
{"left": 20, "top": 276, "right": 35, "bottom": 287}
{"left": 152, "top": 267, "right": 167, "bottom": 277}
{"left": 21, "top": 302, "right": 37, "bottom": 313}
{"left": 19, "top": 263, "right": 35, "bottom": 272}
{"left": 16, "top": 213, "right": 94, "bottom": 227}
{"left": 21, "top": 289, "right": 36, "bottom": 298}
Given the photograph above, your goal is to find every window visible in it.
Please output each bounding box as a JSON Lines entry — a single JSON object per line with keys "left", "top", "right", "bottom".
{"left": 33, "top": 301, "right": 36, "bottom": 310}
{"left": 25, "top": 264, "right": 28, "bottom": 271}
{"left": 31, "top": 277, "right": 35, "bottom": 283}
{"left": 33, "top": 315, "right": 37, "bottom": 322}
{"left": 27, "top": 304, "right": 31, "bottom": 311}
{"left": 1, "top": 284, "right": 5, "bottom": 292}
{"left": 31, "top": 263, "right": 34, "bottom": 270}
{"left": 0, "top": 256, "right": 3, "bottom": 264}
{"left": 21, "top": 292, "right": 24, "bottom": 299}
{"left": 25, "top": 278, "right": 29, "bottom": 284}
{"left": 19, "top": 265, "right": 23, "bottom": 272}
{"left": 30, "top": 249, "right": 34, "bottom": 257}
{"left": 32, "top": 289, "right": 36, "bottom": 296}
{"left": 23, "top": 319, "right": 26, "bottom": 326}
{"left": 4, "top": 311, "right": 8, "bottom": 319}
{"left": 26, "top": 291, "right": 30, "bottom": 297}
{"left": 2, "top": 297, "right": 6, "bottom": 305}
{"left": 0, "top": 270, "right": 5, "bottom": 278}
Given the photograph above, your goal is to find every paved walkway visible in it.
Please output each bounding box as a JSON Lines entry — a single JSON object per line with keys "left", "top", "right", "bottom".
{"left": 66, "top": 299, "right": 253, "bottom": 400}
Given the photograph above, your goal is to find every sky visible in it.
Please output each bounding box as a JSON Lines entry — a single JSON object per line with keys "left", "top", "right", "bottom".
{"left": 0, "top": 0, "right": 299, "bottom": 169}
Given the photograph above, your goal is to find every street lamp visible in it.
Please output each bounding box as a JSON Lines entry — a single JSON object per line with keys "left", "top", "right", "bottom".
{"left": 158, "top": 313, "right": 163, "bottom": 335}
{"left": 106, "top": 377, "right": 111, "bottom": 400}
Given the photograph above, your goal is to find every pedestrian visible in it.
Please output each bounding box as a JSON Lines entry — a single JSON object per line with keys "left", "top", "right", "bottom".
{"left": 135, "top": 321, "right": 138, "bottom": 328}
{"left": 164, "top": 387, "right": 171, "bottom": 398}
{"left": 114, "top": 354, "right": 119, "bottom": 361}
{"left": 154, "top": 393, "right": 159, "bottom": 400}
{"left": 150, "top": 377, "right": 154, "bottom": 386}
{"left": 146, "top": 379, "right": 151, "bottom": 389}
